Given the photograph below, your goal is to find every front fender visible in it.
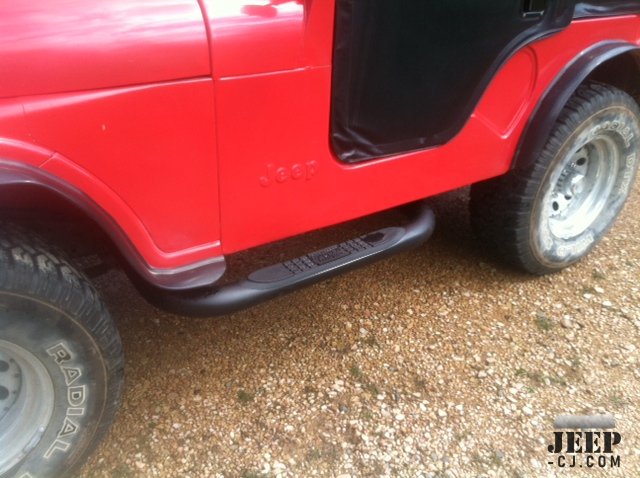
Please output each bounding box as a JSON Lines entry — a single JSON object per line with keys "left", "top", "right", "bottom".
{"left": 0, "top": 160, "right": 226, "bottom": 290}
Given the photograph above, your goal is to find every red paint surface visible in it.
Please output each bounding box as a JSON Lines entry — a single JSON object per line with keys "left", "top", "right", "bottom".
{"left": 26, "top": 80, "right": 222, "bottom": 267}
{"left": 0, "top": 0, "right": 210, "bottom": 98}
{"left": 0, "top": 0, "right": 638, "bottom": 274}
{"left": 214, "top": 13, "right": 640, "bottom": 253}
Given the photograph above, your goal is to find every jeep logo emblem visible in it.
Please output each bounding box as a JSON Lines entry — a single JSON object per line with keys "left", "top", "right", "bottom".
{"left": 259, "top": 161, "right": 318, "bottom": 187}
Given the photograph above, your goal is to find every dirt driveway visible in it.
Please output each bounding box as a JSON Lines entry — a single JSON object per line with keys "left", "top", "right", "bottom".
{"left": 81, "top": 185, "right": 640, "bottom": 478}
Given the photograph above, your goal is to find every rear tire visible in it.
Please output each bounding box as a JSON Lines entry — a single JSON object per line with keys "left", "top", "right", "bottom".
{"left": 470, "top": 82, "right": 640, "bottom": 274}
{"left": 0, "top": 225, "right": 123, "bottom": 478}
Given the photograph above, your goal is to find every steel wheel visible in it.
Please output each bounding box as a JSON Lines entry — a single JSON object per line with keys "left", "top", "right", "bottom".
{"left": 543, "top": 136, "right": 620, "bottom": 241}
{"left": 470, "top": 82, "right": 640, "bottom": 274}
{"left": 0, "top": 340, "right": 55, "bottom": 474}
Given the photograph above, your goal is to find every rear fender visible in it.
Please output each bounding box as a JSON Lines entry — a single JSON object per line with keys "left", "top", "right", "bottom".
{"left": 513, "top": 41, "right": 640, "bottom": 171}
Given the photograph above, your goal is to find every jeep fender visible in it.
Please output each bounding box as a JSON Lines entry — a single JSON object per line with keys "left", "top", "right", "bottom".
{"left": 0, "top": 160, "right": 226, "bottom": 291}
{"left": 513, "top": 41, "right": 640, "bottom": 171}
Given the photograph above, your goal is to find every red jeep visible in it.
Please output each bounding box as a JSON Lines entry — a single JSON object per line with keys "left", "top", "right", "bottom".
{"left": 1, "top": 1, "right": 639, "bottom": 476}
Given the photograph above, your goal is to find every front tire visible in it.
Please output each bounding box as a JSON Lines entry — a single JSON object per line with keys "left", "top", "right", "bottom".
{"left": 0, "top": 225, "right": 123, "bottom": 477}
{"left": 470, "top": 82, "right": 640, "bottom": 274}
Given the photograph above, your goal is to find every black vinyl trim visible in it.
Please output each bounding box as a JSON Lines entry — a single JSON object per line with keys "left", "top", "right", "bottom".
{"left": 575, "top": 1, "right": 640, "bottom": 18}
{"left": 512, "top": 41, "right": 640, "bottom": 171}
{"left": 0, "top": 160, "right": 226, "bottom": 291}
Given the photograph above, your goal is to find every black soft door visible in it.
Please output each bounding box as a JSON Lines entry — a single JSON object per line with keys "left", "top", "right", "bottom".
{"left": 331, "top": 0, "right": 575, "bottom": 162}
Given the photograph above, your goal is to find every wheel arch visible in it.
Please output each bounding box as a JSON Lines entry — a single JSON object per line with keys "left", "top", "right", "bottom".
{"left": 512, "top": 41, "right": 640, "bottom": 171}
{"left": 0, "top": 161, "right": 226, "bottom": 291}
{"left": 0, "top": 161, "right": 149, "bottom": 282}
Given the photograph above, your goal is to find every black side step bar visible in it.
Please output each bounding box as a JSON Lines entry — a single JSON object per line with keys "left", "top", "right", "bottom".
{"left": 152, "top": 203, "right": 435, "bottom": 317}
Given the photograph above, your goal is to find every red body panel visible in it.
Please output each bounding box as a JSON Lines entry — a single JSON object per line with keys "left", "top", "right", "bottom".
{"left": 203, "top": 0, "right": 306, "bottom": 77}
{"left": 0, "top": 1, "right": 638, "bottom": 276}
{"left": 0, "top": 0, "right": 210, "bottom": 98}
{"left": 28, "top": 80, "right": 222, "bottom": 267}
{"left": 213, "top": 13, "right": 640, "bottom": 254}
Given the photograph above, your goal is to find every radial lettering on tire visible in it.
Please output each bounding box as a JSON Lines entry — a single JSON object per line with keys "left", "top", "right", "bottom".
{"left": 45, "top": 342, "right": 86, "bottom": 460}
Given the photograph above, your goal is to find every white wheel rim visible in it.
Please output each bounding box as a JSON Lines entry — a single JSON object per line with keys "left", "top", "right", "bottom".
{"left": 0, "top": 339, "right": 55, "bottom": 474}
{"left": 545, "top": 135, "right": 619, "bottom": 240}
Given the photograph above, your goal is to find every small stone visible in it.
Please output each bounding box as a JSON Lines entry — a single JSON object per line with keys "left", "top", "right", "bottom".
{"left": 478, "top": 371, "right": 488, "bottom": 379}
{"left": 437, "top": 409, "right": 447, "bottom": 418}
{"left": 560, "top": 315, "right": 573, "bottom": 329}
{"left": 522, "top": 406, "right": 533, "bottom": 416}
{"left": 395, "top": 413, "right": 405, "bottom": 421}
{"left": 602, "top": 300, "right": 613, "bottom": 308}
{"left": 594, "top": 286, "right": 605, "bottom": 294}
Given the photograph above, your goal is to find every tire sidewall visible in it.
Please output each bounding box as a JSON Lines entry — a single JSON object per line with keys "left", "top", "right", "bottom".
{"left": 0, "top": 291, "right": 108, "bottom": 478}
{"left": 530, "top": 104, "right": 640, "bottom": 269}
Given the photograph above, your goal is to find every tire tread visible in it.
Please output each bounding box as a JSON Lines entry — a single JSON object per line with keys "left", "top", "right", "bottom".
{"left": 470, "top": 82, "right": 640, "bottom": 274}
{"left": 0, "top": 222, "right": 123, "bottom": 477}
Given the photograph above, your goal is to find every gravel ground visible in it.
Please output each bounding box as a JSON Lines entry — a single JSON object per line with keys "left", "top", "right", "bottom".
{"left": 80, "top": 184, "right": 639, "bottom": 478}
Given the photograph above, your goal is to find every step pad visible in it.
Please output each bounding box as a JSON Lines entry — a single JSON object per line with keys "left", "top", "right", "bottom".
{"left": 248, "top": 228, "right": 401, "bottom": 284}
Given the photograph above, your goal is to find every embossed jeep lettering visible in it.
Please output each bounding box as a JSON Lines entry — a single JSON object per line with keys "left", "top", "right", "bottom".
{"left": 259, "top": 161, "right": 318, "bottom": 187}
